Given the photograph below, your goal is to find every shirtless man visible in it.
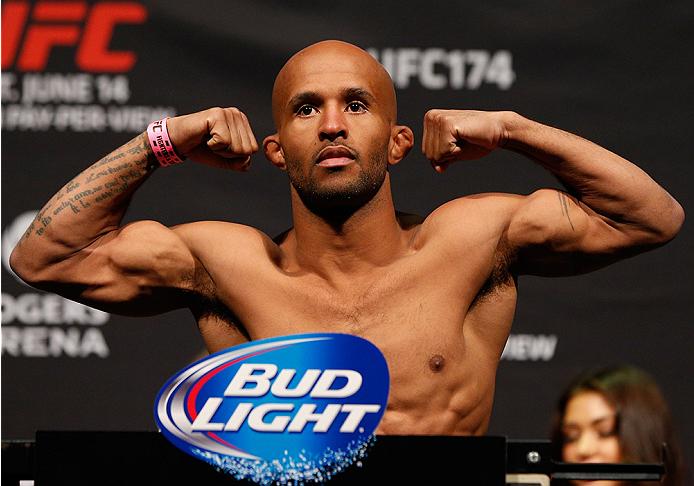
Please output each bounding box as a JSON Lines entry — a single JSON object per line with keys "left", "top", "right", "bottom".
{"left": 10, "top": 40, "right": 683, "bottom": 436}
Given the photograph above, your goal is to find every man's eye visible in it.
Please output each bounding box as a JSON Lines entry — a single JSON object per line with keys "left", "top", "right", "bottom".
{"left": 346, "top": 102, "right": 366, "bottom": 113}
{"left": 298, "top": 105, "right": 315, "bottom": 116}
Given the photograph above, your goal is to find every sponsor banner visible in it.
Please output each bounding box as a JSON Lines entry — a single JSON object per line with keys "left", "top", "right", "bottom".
{"left": 367, "top": 47, "right": 516, "bottom": 90}
{"left": 1, "top": 0, "right": 176, "bottom": 133}
{"left": 155, "top": 333, "right": 389, "bottom": 484}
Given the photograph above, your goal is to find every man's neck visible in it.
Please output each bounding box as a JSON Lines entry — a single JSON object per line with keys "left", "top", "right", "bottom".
{"left": 288, "top": 177, "right": 409, "bottom": 278}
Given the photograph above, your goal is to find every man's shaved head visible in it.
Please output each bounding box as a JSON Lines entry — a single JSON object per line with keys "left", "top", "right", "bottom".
{"left": 271, "top": 40, "right": 397, "bottom": 130}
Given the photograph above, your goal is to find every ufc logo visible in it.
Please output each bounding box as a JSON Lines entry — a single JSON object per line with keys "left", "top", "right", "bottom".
{"left": 1, "top": 1, "right": 147, "bottom": 72}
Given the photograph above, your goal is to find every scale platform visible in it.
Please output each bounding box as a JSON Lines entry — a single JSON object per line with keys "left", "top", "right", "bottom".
{"left": 2, "top": 431, "right": 664, "bottom": 485}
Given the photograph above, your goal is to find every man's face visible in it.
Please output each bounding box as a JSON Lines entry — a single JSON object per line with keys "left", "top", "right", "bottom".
{"left": 272, "top": 43, "right": 397, "bottom": 211}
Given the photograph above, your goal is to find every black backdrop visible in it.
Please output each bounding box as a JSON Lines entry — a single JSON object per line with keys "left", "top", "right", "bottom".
{"left": 2, "top": 0, "right": 693, "bottom": 473}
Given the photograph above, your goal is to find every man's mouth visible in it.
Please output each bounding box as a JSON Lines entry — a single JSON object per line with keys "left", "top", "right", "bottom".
{"left": 315, "top": 146, "right": 356, "bottom": 168}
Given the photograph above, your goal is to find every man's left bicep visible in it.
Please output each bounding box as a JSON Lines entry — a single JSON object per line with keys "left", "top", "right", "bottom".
{"left": 507, "top": 189, "right": 634, "bottom": 276}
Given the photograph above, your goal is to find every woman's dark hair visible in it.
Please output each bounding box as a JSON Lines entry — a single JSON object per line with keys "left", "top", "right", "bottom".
{"left": 550, "top": 365, "right": 688, "bottom": 486}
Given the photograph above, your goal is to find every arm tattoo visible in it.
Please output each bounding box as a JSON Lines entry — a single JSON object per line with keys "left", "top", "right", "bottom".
{"left": 558, "top": 192, "right": 575, "bottom": 231}
{"left": 31, "top": 132, "right": 158, "bottom": 237}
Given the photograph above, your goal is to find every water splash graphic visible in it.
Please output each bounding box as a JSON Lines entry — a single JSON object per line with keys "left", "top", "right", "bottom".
{"left": 192, "top": 435, "right": 376, "bottom": 485}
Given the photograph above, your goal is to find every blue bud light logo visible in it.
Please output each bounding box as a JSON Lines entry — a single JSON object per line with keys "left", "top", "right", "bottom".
{"left": 155, "top": 333, "right": 390, "bottom": 484}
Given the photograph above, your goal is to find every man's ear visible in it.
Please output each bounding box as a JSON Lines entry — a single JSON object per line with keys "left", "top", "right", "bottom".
{"left": 388, "top": 125, "right": 414, "bottom": 166}
{"left": 263, "top": 133, "right": 286, "bottom": 170}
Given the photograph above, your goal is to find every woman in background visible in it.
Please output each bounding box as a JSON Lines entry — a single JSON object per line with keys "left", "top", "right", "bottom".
{"left": 551, "top": 365, "right": 688, "bottom": 486}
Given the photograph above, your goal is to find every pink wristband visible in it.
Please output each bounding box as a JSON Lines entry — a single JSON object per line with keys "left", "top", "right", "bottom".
{"left": 147, "top": 117, "right": 185, "bottom": 166}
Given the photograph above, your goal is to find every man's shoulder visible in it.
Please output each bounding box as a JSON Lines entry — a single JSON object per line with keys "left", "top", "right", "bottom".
{"left": 172, "top": 220, "right": 281, "bottom": 255}
{"left": 172, "top": 220, "right": 266, "bottom": 235}
{"left": 391, "top": 194, "right": 516, "bottom": 255}
{"left": 425, "top": 193, "right": 523, "bottom": 227}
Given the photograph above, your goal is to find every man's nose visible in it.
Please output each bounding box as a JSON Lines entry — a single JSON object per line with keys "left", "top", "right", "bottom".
{"left": 319, "top": 105, "right": 347, "bottom": 141}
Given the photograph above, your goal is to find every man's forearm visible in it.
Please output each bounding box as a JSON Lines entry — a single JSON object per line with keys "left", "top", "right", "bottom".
{"left": 11, "top": 107, "right": 259, "bottom": 287}
{"left": 503, "top": 112, "right": 684, "bottom": 241}
{"left": 12, "top": 132, "right": 158, "bottom": 274}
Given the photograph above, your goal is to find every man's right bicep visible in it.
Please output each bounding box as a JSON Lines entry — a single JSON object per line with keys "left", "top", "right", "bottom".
{"left": 34, "top": 220, "right": 198, "bottom": 315}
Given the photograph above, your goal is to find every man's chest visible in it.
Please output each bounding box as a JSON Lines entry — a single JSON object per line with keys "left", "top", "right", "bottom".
{"left": 206, "top": 252, "right": 489, "bottom": 341}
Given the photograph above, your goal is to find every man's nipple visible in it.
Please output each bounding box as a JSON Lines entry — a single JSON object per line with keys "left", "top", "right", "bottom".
{"left": 428, "top": 354, "right": 445, "bottom": 372}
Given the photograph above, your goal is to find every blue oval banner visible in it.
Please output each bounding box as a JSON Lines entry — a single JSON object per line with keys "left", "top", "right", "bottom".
{"left": 155, "top": 333, "right": 390, "bottom": 484}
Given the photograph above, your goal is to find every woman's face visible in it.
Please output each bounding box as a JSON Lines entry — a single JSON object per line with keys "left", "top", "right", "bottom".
{"left": 561, "top": 391, "right": 626, "bottom": 486}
